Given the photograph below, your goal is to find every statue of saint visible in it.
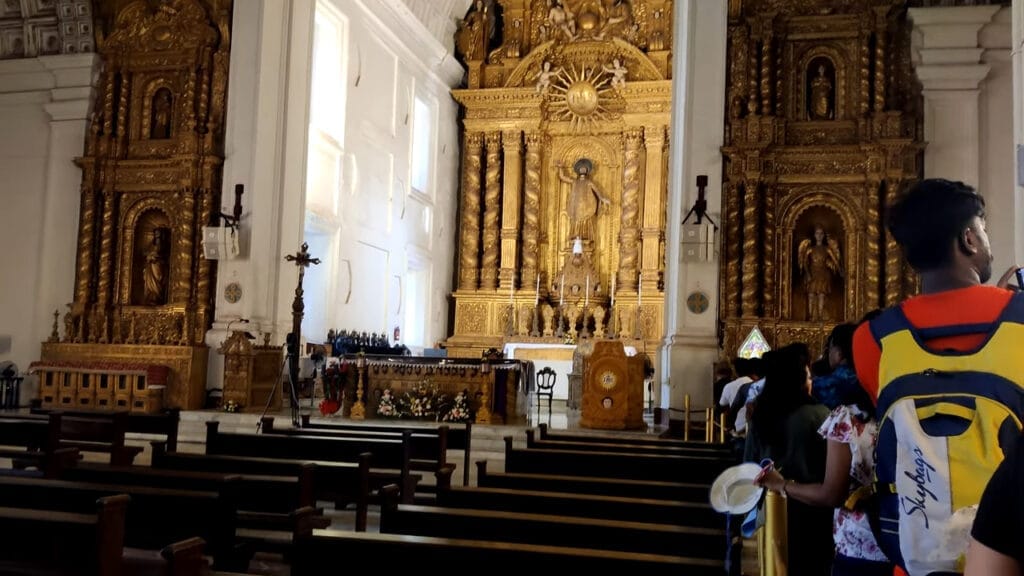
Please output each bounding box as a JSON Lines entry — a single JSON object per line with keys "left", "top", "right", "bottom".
{"left": 809, "top": 64, "right": 833, "bottom": 120}
{"left": 559, "top": 158, "right": 610, "bottom": 243}
{"left": 456, "top": 0, "right": 486, "bottom": 61}
{"left": 150, "top": 89, "right": 173, "bottom": 139}
{"left": 547, "top": 0, "right": 577, "bottom": 40}
{"left": 143, "top": 229, "right": 168, "bottom": 305}
{"left": 798, "top": 225, "right": 842, "bottom": 321}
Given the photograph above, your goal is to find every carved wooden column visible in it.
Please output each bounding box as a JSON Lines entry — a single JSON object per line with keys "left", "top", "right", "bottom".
{"left": 480, "top": 131, "right": 502, "bottom": 291}
{"left": 741, "top": 179, "right": 761, "bottom": 317}
{"left": 618, "top": 129, "right": 643, "bottom": 291}
{"left": 724, "top": 179, "right": 742, "bottom": 319}
{"left": 458, "top": 133, "right": 484, "bottom": 291}
{"left": 884, "top": 178, "right": 903, "bottom": 306}
{"left": 859, "top": 32, "right": 871, "bottom": 118}
{"left": 74, "top": 185, "right": 97, "bottom": 304}
{"left": 640, "top": 126, "right": 665, "bottom": 284}
{"left": 865, "top": 179, "right": 882, "bottom": 311}
{"left": 175, "top": 190, "right": 197, "bottom": 304}
{"left": 760, "top": 32, "right": 772, "bottom": 116}
{"left": 116, "top": 71, "right": 130, "bottom": 155}
{"left": 194, "top": 188, "right": 214, "bottom": 343}
{"left": 747, "top": 36, "right": 760, "bottom": 115}
{"left": 762, "top": 182, "right": 777, "bottom": 318}
{"left": 499, "top": 130, "right": 522, "bottom": 290}
{"left": 521, "top": 133, "right": 542, "bottom": 289}
{"left": 95, "top": 189, "right": 117, "bottom": 343}
{"left": 874, "top": 16, "right": 887, "bottom": 112}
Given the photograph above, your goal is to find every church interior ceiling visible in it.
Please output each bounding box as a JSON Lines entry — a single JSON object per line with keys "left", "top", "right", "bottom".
{"left": 720, "top": 0, "right": 924, "bottom": 356}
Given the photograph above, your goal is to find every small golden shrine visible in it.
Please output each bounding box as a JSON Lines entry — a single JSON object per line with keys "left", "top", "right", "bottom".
{"left": 445, "top": 0, "right": 673, "bottom": 358}
{"left": 38, "top": 0, "right": 232, "bottom": 409}
{"left": 720, "top": 0, "right": 923, "bottom": 354}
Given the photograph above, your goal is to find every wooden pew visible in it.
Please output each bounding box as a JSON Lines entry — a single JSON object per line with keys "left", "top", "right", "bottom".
{"left": 474, "top": 460, "right": 710, "bottom": 502}
{"left": 526, "top": 427, "right": 733, "bottom": 457}
{"left": 151, "top": 440, "right": 372, "bottom": 531}
{"left": 379, "top": 485, "right": 726, "bottom": 561}
{"left": 122, "top": 536, "right": 208, "bottom": 576}
{"left": 298, "top": 414, "right": 474, "bottom": 486}
{"left": 292, "top": 530, "right": 721, "bottom": 575}
{"left": 0, "top": 494, "right": 128, "bottom": 576}
{"left": 537, "top": 421, "right": 724, "bottom": 450}
{"left": 32, "top": 406, "right": 181, "bottom": 451}
{"left": 0, "top": 475, "right": 245, "bottom": 571}
{"left": 504, "top": 436, "right": 732, "bottom": 483}
{"left": 435, "top": 483, "right": 721, "bottom": 528}
{"left": 206, "top": 421, "right": 419, "bottom": 504}
{"left": 263, "top": 416, "right": 452, "bottom": 479}
{"left": 5, "top": 410, "right": 143, "bottom": 465}
{"left": 0, "top": 413, "right": 79, "bottom": 477}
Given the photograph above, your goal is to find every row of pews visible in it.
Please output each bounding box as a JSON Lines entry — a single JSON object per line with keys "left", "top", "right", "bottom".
{"left": 0, "top": 409, "right": 466, "bottom": 575}
{"left": 291, "top": 421, "right": 740, "bottom": 575}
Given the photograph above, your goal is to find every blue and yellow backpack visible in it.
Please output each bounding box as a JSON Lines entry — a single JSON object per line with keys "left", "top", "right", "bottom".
{"left": 869, "top": 295, "right": 1024, "bottom": 575}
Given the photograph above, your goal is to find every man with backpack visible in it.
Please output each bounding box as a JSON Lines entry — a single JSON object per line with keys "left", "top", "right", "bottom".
{"left": 852, "top": 178, "right": 1024, "bottom": 575}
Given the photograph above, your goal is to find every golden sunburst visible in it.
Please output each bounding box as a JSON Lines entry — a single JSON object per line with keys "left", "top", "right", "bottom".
{"left": 547, "top": 63, "right": 615, "bottom": 133}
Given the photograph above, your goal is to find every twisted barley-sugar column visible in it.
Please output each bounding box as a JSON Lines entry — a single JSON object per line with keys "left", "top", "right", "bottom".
{"left": 175, "top": 190, "right": 197, "bottom": 305}
{"left": 103, "top": 66, "right": 115, "bottom": 140}
{"left": 480, "top": 131, "right": 502, "bottom": 291}
{"left": 874, "top": 28, "right": 887, "bottom": 112}
{"left": 197, "top": 190, "right": 216, "bottom": 344}
{"left": 521, "top": 133, "right": 542, "bottom": 288}
{"left": 741, "top": 181, "right": 761, "bottom": 317}
{"left": 748, "top": 38, "right": 760, "bottom": 115}
{"left": 865, "top": 180, "right": 882, "bottom": 311}
{"left": 724, "top": 180, "right": 742, "bottom": 319}
{"left": 884, "top": 179, "right": 903, "bottom": 306}
{"left": 618, "top": 129, "right": 642, "bottom": 291}
{"left": 762, "top": 183, "right": 776, "bottom": 318}
{"left": 458, "top": 133, "right": 484, "bottom": 291}
{"left": 75, "top": 186, "right": 97, "bottom": 304}
{"left": 859, "top": 32, "right": 871, "bottom": 117}
{"left": 116, "top": 71, "right": 131, "bottom": 153}
{"left": 95, "top": 190, "right": 116, "bottom": 343}
{"left": 760, "top": 35, "right": 772, "bottom": 116}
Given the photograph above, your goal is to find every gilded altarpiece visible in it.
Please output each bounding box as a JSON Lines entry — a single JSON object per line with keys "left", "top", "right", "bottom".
{"left": 720, "top": 0, "right": 923, "bottom": 355}
{"left": 446, "top": 0, "right": 673, "bottom": 360}
{"left": 40, "top": 0, "right": 231, "bottom": 409}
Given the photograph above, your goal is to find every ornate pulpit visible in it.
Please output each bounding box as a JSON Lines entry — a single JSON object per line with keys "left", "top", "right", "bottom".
{"left": 578, "top": 340, "right": 644, "bottom": 430}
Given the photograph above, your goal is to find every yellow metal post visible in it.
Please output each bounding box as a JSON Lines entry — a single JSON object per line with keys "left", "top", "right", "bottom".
{"left": 719, "top": 412, "right": 727, "bottom": 444}
{"left": 683, "top": 394, "right": 691, "bottom": 441}
{"left": 764, "top": 489, "right": 788, "bottom": 576}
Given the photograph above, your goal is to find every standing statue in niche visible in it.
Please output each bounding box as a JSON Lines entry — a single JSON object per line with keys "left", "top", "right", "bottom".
{"left": 143, "top": 228, "right": 168, "bottom": 305}
{"left": 809, "top": 64, "right": 834, "bottom": 120}
{"left": 559, "top": 158, "right": 610, "bottom": 243}
{"left": 150, "top": 88, "right": 173, "bottom": 139}
{"left": 456, "top": 0, "right": 486, "bottom": 61}
{"left": 798, "top": 225, "right": 842, "bottom": 321}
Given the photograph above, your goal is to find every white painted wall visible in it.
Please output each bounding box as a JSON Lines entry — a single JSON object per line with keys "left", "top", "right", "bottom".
{"left": 0, "top": 54, "right": 98, "bottom": 374}
{"left": 661, "top": 0, "right": 727, "bottom": 411}
{"left": 207, "top": 0, "right": 465, "bottom": 387}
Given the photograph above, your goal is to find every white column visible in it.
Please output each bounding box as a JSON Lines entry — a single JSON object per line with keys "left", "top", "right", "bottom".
{"left": 661, "top": 0, "right": 727, "bottom": 413}
{"left": 910, "top": 6, "right": 1001, "bottom": 188}
{"left": 33, "top": 54, "right": 101, "bottom": 352}
{"left": 205, "top": 0, "right": 313, "bottom": 389}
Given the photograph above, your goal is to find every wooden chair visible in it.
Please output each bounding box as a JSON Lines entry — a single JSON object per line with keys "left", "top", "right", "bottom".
{"left": 535, "top": 367, "right": 556, "bottom": 421}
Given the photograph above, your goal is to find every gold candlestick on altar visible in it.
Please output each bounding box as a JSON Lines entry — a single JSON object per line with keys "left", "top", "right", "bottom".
{"left": 566, "top": 304, "right": 580, "bottom": 339}
{"left": 350, "top": 352, "right": 367, "bottom": 420}
{"left": 593, "top": 305, "right": 606, "bottom": 338}
{"left": 579, "top": 304, "right": 591, "bottom": 339}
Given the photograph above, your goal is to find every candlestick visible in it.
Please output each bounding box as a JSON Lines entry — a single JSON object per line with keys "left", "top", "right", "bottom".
{"left": 610, "top": 275, "right": 616, "bottom": 308}
{"left": 535, "top": 274, "right": 540, "bottom": 306}
{"left": 510, "top": 271, "right": 515, "bottom": 303}
{"left": 637, "top": 271, "right": 642, "bottom": 306}
{"left": 585, "top": 275, "right": 590, "bottom": 307}
{"left": 560, "top": 272, "right": 565, "bottom": 306}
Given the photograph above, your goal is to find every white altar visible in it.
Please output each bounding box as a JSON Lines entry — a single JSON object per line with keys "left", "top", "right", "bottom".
{"left": 503, "top": 342, "right": 637, "bottom": 401}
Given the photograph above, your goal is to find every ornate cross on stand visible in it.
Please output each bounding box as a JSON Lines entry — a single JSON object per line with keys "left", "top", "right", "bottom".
{"left": 283, "top": 242, "right": 320, "bottom": 425}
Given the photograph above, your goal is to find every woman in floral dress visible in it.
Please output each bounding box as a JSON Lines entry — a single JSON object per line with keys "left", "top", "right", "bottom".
{"left": 757, "top": 333, "right": 892, "bottom": 576}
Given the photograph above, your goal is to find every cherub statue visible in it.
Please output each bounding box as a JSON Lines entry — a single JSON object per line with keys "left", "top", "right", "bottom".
{"left": 535, "top": 60, "right": 559, "bottom": 95}
{"left": 602, "top": 58, "right": 627, "bottom": 90}
{"left": 798, "top": 225, "right": 842, "bottom": 321}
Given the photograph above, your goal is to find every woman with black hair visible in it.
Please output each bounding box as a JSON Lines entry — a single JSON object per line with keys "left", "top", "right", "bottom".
{"left": 746, "top": 343, "right": 834, "bottom": 576}
{"left": 812, "top": 323, "right": 866, "bottom": 410}
{"left": 757, "top": 337, "right": 891, "bottom": 576}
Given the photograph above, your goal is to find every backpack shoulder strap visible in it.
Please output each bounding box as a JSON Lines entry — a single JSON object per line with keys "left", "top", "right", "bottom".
{"left": 868, "top": 306, "right": 912, "bottom": 346}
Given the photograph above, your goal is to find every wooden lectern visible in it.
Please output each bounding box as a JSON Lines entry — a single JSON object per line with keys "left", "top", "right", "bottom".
{"left": 578, "top": 340, "right": 645, "bottom": 430}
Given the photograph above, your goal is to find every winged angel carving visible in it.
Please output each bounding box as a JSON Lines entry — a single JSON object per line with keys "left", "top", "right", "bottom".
{"left": 798, "top": 225, "right": 842, "bottom": 321}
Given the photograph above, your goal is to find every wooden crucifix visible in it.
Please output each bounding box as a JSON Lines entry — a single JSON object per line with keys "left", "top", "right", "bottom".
{"left": 284, "top": 242, "right": 320, "bottom": 424}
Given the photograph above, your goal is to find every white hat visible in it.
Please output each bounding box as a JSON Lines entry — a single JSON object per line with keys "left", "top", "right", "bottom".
{"left": 709, "top": 462, "right": 765, "bottom": 515}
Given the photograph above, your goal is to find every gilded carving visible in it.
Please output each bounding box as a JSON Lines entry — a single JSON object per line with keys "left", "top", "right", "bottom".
{"left": 617, "top": 129, "right": 641, "bottom": 290}
{"left": 480, "top": 132, "right": 502, "bottom": 290}
{"left": 865, "top": 179, "right": 881, "bottom": 309}
{"left": 741, "top": 182, "right": 760, "bottom": 317}
{"left": 459, "top": 133, "right": 485, "bottom": 290}
{"left": 522, "top": 133, "right": 542, "bottom": 286}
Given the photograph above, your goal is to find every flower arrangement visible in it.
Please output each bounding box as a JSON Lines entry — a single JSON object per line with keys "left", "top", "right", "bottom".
{"left": 400, "top": 381, "right": 442, "bottom": 419}
{"left": 376, "top": 387, "right": 399, "bottom": 418}
{"left": 442, "top": 389, "right": 472, "bottom": 423}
